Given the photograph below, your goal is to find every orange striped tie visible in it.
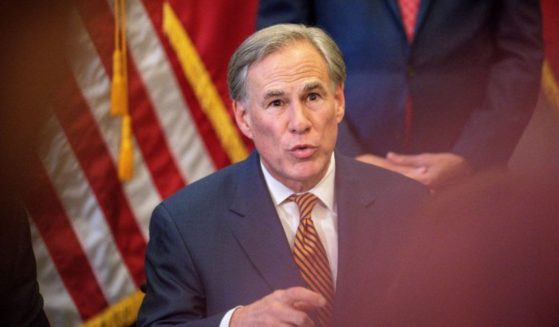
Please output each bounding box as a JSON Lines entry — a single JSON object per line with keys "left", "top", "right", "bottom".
{"left": 290, "top": 192, "right": 334, "bottom": 326}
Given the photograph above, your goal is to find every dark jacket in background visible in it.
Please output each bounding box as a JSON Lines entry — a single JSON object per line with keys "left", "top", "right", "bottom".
{"left": 258, "top": 0, "right": 543, "bottom": 169}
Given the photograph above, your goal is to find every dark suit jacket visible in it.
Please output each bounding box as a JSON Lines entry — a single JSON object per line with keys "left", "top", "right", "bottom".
{"left": 258, "top": 0, "right": 543, "bottom": 169}
{"left": 137, "top": 152, "right": 427, "bottom": 326}
{"left": 0, "top": 198, "right": 50, "bottom": 327}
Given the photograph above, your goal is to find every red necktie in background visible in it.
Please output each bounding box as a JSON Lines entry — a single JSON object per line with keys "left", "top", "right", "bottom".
{"left": 399, "top": 0, "right": 420, "bottom": 42}
{"left": 399, "top": 0, "right": 420, "bottom": 148}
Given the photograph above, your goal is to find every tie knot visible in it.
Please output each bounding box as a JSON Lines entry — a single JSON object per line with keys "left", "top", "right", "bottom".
{"left": 289, "top": 192, "right": 319, "bottom": 219}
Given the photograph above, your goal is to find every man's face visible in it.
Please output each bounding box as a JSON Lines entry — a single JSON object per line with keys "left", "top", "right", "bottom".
{"left": 234, "top": 40, "right": 345, "bottom": 192}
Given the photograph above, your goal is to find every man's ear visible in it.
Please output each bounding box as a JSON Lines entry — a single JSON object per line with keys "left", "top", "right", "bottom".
{"left": 233, "top": 100, "right": 253, "bottom": 139}
{"left": 334, "top": 84, "right": 345, "bottom": 123}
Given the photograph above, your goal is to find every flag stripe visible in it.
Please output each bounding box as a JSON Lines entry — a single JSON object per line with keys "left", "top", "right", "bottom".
{"left": 55, "top": 70, "right": 146, "bottom": 286}
{"left": 146, "top": 0, "right": 258, "bottom": 165}
{"left": 167, "top": 0, "right": 258, "bottom": 112}
{"left": 37, "top": 116, "right": 137, "bottom": 304}
{"left": 127, "top": 59, "right": 186, "bottom": 197}
{"left": 162, "top": 2, "right": 249, "bottom": 163}
{"left": 125, "top": 0, "right": 216, "bottom": 182}
{"left": 140, "top": 0, "right": 234, "bottom": 169}
{"left": 25, "top": 155, "right": 108, "bottom": 320}
{"left": 75, "top": 0, "right": 186, "bottom": 198}
{"left": 68, "top": 9, "right": 160, "bottom": 240}
{"left": 29, "top": 221, "right": 83, "bottom": 326}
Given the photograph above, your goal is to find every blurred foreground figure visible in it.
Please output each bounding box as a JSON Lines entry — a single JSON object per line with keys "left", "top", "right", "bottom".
{"left": 372, "top": 171, "right": 559, "bottom": 326}
{"left": 0, "top": 202, "right": 50, "bottom": 326}
{"left": 0, "top": 1, "right": 70, "bottom": 325}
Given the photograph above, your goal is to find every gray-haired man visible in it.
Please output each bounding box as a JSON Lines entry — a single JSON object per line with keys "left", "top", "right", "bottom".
{"left": 138, "top": 24, "right": 427, "bottom": 326}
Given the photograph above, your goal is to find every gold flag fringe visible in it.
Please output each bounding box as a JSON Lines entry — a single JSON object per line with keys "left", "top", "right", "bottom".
{"left": 81, "top": 291, "right": 144, "bottom": 327}
{"left": 111, "top": 0, "right": 133, "bottom": 181}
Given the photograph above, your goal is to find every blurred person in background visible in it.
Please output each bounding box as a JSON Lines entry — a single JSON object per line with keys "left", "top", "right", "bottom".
{"left": 258, "top": 0, "right": 543, "bottom": 191}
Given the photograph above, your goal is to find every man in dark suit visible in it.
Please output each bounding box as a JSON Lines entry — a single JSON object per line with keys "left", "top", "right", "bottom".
{"left": 258, "top": 0, "right": 543, "bottom": 190}
{"left": 138, "top": 24, "right": 427, "bottom": 326}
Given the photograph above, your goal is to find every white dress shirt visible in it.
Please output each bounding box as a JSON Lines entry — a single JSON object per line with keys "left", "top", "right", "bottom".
{"left": 220, "top": 154, "right": 339, "bottom": 326}
{"left": 260, "top": 154, "right": 339, "bottom": 284}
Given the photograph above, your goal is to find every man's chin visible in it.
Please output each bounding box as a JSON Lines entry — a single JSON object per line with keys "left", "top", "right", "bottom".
{"left": 287, "top": 164, "right": 328, "bottom": 189}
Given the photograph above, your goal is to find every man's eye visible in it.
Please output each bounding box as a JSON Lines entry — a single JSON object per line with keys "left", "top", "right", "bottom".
{"left": 308, "top": 93, "right": 320, "bottom": 101}
{"left": 269, "top": 99, "right": 283, "bottom": 107}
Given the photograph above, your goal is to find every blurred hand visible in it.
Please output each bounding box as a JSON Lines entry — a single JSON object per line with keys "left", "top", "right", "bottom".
{"left": 230, "top": 287, "right": 325, "bottom": 327}
{"left": 356, "top": 152, "right": 473, "bottom": 190}
{"left": 356, "top": 153, "right": 425, "bottom": 176}
{"left": 386, "top": 152, "right": 473, "bottom": 190}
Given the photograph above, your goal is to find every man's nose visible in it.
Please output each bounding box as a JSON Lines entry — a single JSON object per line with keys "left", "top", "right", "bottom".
{"left": 288, "top": 101, "right": 312, "bottom": 134}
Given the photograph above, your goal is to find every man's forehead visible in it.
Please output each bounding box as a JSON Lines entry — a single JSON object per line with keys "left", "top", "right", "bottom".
{"left": 244, "top": 41, "right": 332, "bottom": 99}
{"left": 259, "top": 39, "right": 318, "bottom": 62}
{"left": 250, "top": 41, "right": 325, "bottom": 73}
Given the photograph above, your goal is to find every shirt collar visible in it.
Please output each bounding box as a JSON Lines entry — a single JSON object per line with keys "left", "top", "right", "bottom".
{"left": 260, "top": 153, "right": 336, "bottom": 212}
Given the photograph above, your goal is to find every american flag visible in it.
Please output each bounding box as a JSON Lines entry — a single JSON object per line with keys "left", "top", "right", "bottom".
{"left": 25, "top": 0, "right": 256, "bottom": 325}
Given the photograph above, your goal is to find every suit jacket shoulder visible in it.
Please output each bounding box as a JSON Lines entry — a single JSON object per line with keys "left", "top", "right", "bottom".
{"left": 158, "top": 155, "right": 247, "bottom": 223}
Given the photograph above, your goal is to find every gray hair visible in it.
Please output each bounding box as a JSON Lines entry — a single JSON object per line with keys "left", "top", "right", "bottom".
{"left": 227, "top": 24, "right": 346, "bottom": 102}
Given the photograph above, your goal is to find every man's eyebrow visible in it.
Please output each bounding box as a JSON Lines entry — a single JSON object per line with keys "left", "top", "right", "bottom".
{"left": 263, "top": 90, "right": 285, "bottom": 100}
{"left": 303, "top": 81, "right": 326, "bottom": 93}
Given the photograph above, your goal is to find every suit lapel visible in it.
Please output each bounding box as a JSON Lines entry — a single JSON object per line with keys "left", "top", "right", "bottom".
{"left": 332, "top": 154, "right": 378, "bottom": 322}
{"left": 415, "top": 0, "right": 433, "bottom": 40}
{"left": 226, "top": 152, "right": 304, "bottom": 291}
{"left": 385, "top": 0, "right": 402, "bottom": 25}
